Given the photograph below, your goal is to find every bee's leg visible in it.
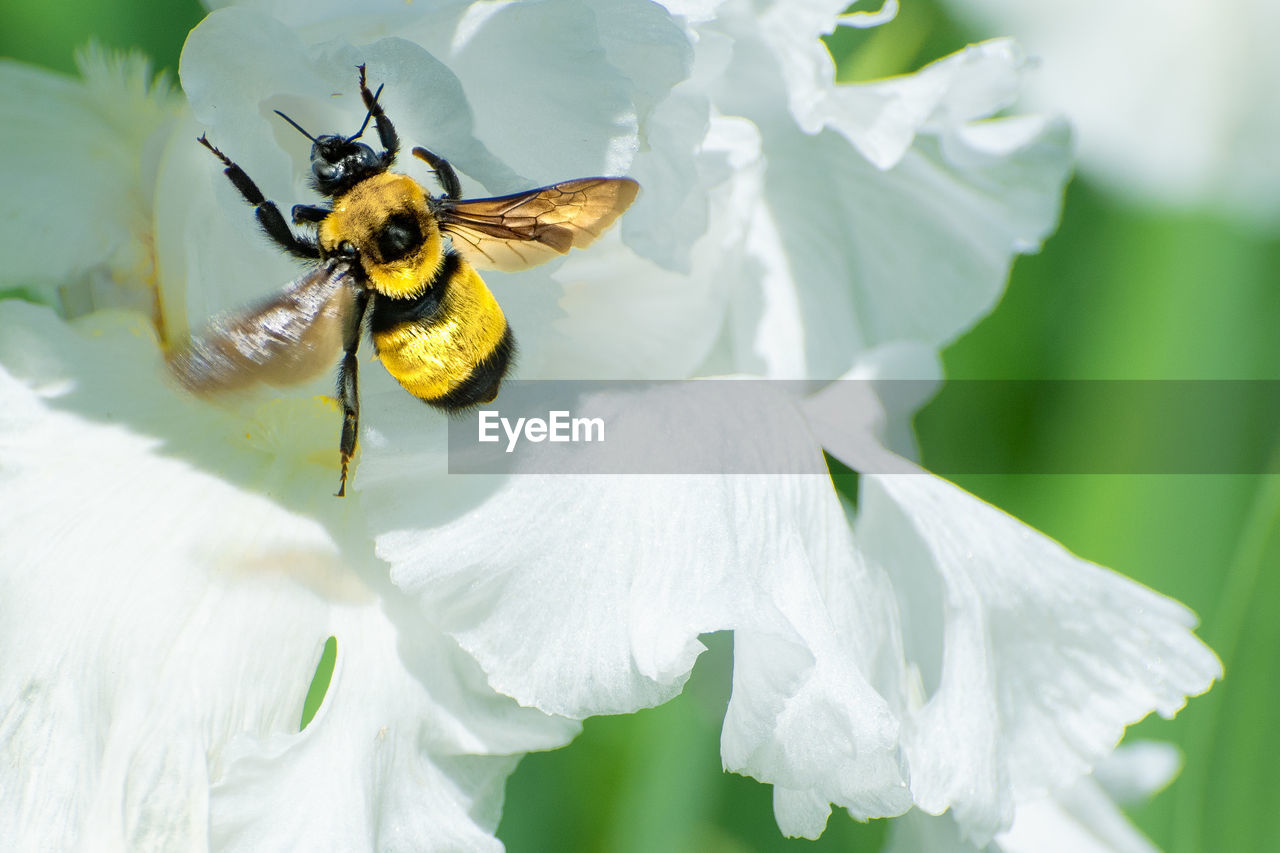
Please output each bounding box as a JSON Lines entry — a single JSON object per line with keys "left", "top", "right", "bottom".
{"left": 292, "top": 204, "right": 332, "bottom": 225}
{"left": 335, "top": 291, "right": 370, "bottom": 497}
{"left": 198, "top": 135, "right": 320, "bottom": 260}
{"left": 356, "top": 65, "right": 399, "bottom": 163}
{"left": 411, "top": 147, "right": 461, "bottom": 200}
{"left": 335, "top": 352, "right": 359, "bottom": 498}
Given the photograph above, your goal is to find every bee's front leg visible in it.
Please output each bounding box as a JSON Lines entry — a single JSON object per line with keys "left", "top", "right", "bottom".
{"left": 356, "top": 65, "right": 399, "bottom": 163}
{"left": 197, "top": 135, "right": 320, "bottom": 260}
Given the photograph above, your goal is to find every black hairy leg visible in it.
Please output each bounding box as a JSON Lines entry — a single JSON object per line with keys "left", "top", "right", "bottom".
{"left": 411, "top": 146, "right": 462, "bottom": 200}
{"left": 198, "top": 134, "right": 320, "bottom": 260}
{"left": 335, "top": 291, "right": 370, "bottom": 497}
{"left": 292, "top": 204, "right": 332, "bottom": 224}
{"left": 356, "top": 64, "right": 398, "bottom": 164}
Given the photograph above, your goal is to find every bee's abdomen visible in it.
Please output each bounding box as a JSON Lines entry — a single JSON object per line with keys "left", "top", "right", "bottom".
{"left": 370, "top": 252, "right": 514, "bottom": 409}
{"left": 424, "top": 324, "right": 514, "bottom": 410}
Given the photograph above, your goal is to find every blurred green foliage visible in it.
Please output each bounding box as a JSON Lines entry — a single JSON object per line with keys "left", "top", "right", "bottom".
{"left": 5, "top": 1, "right": 1276, "bottom": 851}
{"left": 0, "top": 0, "right": 202, "bottom": 75}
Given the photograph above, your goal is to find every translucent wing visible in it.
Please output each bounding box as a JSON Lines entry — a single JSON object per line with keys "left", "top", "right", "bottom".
{"left": 168, "top": 261, "right": 356, "bottom": 394}
{"left": 440, "top": 177, "right": 639, "bottom": 272}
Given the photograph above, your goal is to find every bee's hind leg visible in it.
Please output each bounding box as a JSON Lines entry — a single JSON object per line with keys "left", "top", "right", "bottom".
{"left": 336, "top": 352, "right": 359, "bottom": 498}
{"left": 335, "top": 292, "right": 370, "bottom": 498}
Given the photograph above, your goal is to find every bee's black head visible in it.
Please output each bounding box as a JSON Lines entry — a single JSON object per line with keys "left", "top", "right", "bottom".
{"left": 274, "top": 109, "right": 387, "bottom": 197}
{"left": 309, "top": 135, "right": 381, "bottom": 195}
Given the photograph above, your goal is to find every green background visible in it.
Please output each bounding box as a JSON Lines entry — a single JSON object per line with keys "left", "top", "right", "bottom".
{"left": 4, "top": 1, "right": 1275, "bottom": 850}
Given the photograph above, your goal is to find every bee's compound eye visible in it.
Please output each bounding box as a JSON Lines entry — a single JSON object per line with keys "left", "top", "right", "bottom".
{"left": 315, "top": 161, "right": 339, "bottom": 181}
{"left": 335, "top": 241, "right": 358, "bottom": 259}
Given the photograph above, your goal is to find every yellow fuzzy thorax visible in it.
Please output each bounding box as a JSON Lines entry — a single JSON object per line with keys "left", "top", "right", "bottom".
{"left": 318, "top": 172, "right": 443, "bottom": 298}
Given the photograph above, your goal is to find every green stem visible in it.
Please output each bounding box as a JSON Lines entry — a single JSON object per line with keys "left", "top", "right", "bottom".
{"left": 1171, "top": 445, "right": 1280, "bottom": 852}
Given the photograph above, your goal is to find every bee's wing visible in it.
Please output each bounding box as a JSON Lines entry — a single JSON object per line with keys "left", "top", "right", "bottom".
{"left": 168, "top": 261, "right": 357, "bottom": 394}
{"left": 439, "top": 177, "right": 639, "bottom": 272}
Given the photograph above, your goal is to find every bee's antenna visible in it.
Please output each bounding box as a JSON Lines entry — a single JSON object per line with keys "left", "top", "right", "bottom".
{"left": 274, "top": 110, "right": 320, "bottom": 143}
{"left": 347, "top": 84, "right": 383, "bottom": 142}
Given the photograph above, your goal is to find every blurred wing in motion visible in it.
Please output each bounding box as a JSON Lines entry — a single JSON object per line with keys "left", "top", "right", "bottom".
{"left": 168, "top": 261, "right": 356, "bottom": 394}
{"left": 440, "top": 177, "right": 639, "bottom": 272}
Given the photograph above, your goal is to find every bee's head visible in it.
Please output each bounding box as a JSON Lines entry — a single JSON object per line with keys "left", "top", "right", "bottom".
{"left": 275, "top": 109, "right": 386, "bottom": 197}
{"left": 309, "top": 135, "right": 380, "bottom": 194}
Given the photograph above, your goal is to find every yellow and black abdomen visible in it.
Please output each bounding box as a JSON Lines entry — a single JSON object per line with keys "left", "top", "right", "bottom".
{"left": 369, "top": 251, "right": 514, "bottom": 410}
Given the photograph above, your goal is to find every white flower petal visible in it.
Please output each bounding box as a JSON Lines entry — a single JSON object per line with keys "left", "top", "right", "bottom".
{"left": 205, "top": 0, "right": 690, "bottom": 202}
{"left": 365, "top": 384, "right": 827, "bottom": 715}
{"left": 0, "top": 49, "right": 177, "bottom": 310}
{"left": 533, "top": 115, "right": 761, "bottom": 379}
{"left": 886, "top": 753, "right": 1170, "bottom": 853}
{"left": 1091, "top": 740, "right": 1181, "bottom": 806}
{"left": 993, "top": 779, "right": 1162, "bottom": 853}
{"left": 0, "top": 304, "right": 572, "bottom": 848}
{"left": 402, "top": 0, "right": 642, "bottom": 186}
{"left": 181, "top": 4, "right": 1071, "bottom": 386}
{"left": 942, "top": 0, "right": 1280, "bottom": 220}
{"left": 0, "top": 306, "right": 337, "bottom": 848}
{"left": 885, "top": 808, "right": 987, "bottom": 853}
{"left": 690, "top": 26, "right": 1071, "bottom": 377}
{"left": 365, "top": 382, "right": 915, "bottom": 823}
{"left": 726, "top": 589, "right": 913, "bottom": 834}
{"left": 840, "top": 0, "right": 899, "bottom": 29}
{"left": 820, "top": 39, "right": 1027, "bottom": 170}
{"left": 713, "top": 0, "right": 905, "bottom": 154}
{"left": 210, "top": 609, "right": 574, "bottom": 852}
{"left": 852, "top": 473, "right": 1220, "bottom": 841}
{"left": 735, "top": 110, "right": 1068, "bottom": 378}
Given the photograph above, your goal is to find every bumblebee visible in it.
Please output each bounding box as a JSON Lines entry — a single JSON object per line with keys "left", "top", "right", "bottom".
{"left": 170, "top": 66, "right": 638, "bottom": 496}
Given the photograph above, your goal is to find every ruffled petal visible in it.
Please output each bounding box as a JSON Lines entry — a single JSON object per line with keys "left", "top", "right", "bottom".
{"left": 819, "top": 39, "right": 1027, "bottom": 171}
{"left": 366, "top": 382, "right": 824, "bottom": 715}
{"left": 804, "top": 367, "right": 1217, "bottom": 840}
{"left": 694, "top": 27, "right": 1072, "bottom": 377}
{"left": 853, "top": 473, "right": 1220, "bottom": 841}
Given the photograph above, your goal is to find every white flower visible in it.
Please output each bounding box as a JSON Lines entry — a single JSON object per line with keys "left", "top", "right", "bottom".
{"left": 938, "top": 0, "right": 1280, "bottom": 222}
{"left": 0, "top": 1, "right": 1219, "bottom": 849}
